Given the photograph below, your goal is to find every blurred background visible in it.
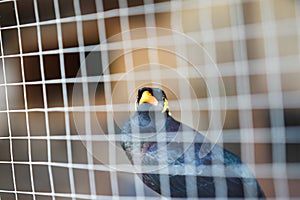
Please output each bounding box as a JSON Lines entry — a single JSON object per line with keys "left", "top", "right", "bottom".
{"left": 0, "top": 0, "right": 300, "bottom": 199}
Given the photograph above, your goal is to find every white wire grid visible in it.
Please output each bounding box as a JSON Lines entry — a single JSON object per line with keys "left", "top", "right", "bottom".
{"left": 0, "top": 0, "right": 300, "bottom": 199}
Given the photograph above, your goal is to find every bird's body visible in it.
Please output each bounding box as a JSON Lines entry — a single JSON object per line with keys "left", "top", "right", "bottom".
{"left": 121, "top": 87, "right": 265, "bottom": 198}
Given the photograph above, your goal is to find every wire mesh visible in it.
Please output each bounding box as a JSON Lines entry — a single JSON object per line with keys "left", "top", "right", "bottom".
{"left": 0, "top": 0, "right": 300, "bottom": 199}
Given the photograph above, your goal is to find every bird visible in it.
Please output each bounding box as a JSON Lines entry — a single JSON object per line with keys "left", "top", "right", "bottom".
{"left": 120, "top": 87, "right": 265, "bottom": 198}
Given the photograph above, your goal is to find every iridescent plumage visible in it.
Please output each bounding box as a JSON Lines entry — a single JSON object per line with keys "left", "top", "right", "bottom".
{"left": 121, "top": 87, "right": 265, "bottom": 198}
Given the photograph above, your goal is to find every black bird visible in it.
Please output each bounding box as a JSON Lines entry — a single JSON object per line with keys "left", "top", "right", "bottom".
{"left": 120, "top": 87, "right": 265, "bottom": 198}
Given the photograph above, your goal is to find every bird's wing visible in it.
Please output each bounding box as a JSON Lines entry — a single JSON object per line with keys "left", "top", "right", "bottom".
{"left": 142, "top": 141, "right": 265, "bottom": 198}
{"left": 121, "top": 115, "right": 265, "bottom": 198}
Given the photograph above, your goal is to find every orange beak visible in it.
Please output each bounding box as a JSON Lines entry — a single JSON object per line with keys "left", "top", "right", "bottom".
{"left": 139, "top": 91, "right": 158, "bottom": 106}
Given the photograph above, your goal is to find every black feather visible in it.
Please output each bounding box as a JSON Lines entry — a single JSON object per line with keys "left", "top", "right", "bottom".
{"left": 120, "top": 87, "right": 265, "bottom": 198}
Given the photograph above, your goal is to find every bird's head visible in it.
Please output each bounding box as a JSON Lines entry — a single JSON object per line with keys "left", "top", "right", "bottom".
{"left": 135, "top": 87, "right": 170, "bottom": 115}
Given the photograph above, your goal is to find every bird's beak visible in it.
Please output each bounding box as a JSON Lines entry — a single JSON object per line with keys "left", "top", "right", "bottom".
{"left": 139, "top": 91, "right": 158, "bottom": 106}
